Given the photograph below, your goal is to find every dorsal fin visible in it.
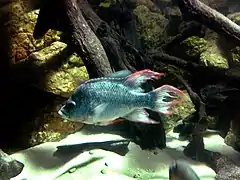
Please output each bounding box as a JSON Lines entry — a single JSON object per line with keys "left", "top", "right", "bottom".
{"left": 105, "top": 70, "right": 132, "bottom": 78}
{"left": 76, "top": 70, "right": 133, "bottom": 87}
{"left": 124, "top": 69, "right": 164, "bottom": 88}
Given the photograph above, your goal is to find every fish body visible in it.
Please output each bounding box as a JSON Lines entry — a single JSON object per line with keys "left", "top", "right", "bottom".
{"left": 169, "top": 160, "right": 200, "bottom": 180}
{"left": 58, "top": 69, "right": 184, "bottom": 125}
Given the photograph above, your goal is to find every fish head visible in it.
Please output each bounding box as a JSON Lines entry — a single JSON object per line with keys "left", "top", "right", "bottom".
{"left": 58, "top": 88, "right": 90, "bottom": 122}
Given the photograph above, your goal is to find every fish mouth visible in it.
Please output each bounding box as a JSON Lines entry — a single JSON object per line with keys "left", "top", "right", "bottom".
{"left": 58, "top": 109, "right": 69, "bottom": 119}
{"left": 58, "top": 109, "right": 83, "bottom": 123}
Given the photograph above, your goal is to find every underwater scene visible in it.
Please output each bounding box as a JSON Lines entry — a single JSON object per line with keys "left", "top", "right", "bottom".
{"left": 0, "top": 0, "right": 240, "bottom": 179}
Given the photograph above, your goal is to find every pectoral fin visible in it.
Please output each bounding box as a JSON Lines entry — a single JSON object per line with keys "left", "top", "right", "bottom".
{"left": 92, "top": 103, "right": 109, "bottom": 118}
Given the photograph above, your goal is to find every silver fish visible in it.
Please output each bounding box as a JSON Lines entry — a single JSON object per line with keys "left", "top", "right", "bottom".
{"left": 58, "top": 69, "right": 184, "bottom": 125}
{"left": 169, "top": 160, "right": 200, "bottom": 180}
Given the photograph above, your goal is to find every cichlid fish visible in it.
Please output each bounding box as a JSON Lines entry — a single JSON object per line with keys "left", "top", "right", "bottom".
{"left": 58, "top": 69, "right": 184, "bottom": 125}
{"left": 169, "top": 160, "right": 200, "bottom": 180}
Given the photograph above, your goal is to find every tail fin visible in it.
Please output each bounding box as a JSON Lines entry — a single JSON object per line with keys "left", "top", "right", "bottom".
{"left": 150, "top": 85, "right": 184, "bottom": 115}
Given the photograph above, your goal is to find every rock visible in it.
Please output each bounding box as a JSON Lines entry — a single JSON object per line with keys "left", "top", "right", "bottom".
{"left": 15, "top": 41, "right": 89, "bottom": 97}
{"left": 0, "top": 1, "right": 62, "bottom": 63}
{"left": 227, "top": 12, "right": 240, "bottom": 25}
{"left": 175, "top": 30, "right": 229, "bottom": 69}
{"left": 200, "top": 47, "right": 229, "bottom": 69}
{"left": 136, "top": 0, "right": 161, "bottom": 13}
{"left": 230, "top": 46, "right": 240, "bottom": 63}
{"left": 180, "top": 36, "right": 208, "bottom": 60}
{"left": 165, "top": 5, "right": 182, "bottom": 36}
{"left": 29, "top": 41, "right": 67, "bottom": 65}
{"left": 227, "top": 13, "right": 240, "bottom": 64}
{"left": 29, "top": 96, "right": 84, "bottom": 146}
{"left": 133, "top": 4, "right": 168, "bottom": 50}
{"left": 200, "top": 31, "right": 229, "bottom": 69}
{"left": 0, "top": 0, "right": 88, "bottom": 152}
{"left": 44, "top": 66, "right": 88, "bottom": 97}
{"left": 224, "top": 129, "right": 240, "bottom": 152}
{"left": 200, "top": 0, "right": 228, "bottom": 11}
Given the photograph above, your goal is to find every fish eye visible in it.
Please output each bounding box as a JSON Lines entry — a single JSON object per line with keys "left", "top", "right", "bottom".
{"left": 65, "top": 100, "right": 76, "bottom": 109}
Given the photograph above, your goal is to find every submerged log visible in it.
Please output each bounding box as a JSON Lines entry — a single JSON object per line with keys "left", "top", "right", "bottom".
{"left": 175, "top": 0, "right": 240, "bottom": 45}
{"left": 63, "top": 0, "right": 113, "bottom": 78}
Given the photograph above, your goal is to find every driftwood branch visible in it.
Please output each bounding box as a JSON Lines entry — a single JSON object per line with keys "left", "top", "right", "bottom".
{"left": 175, "top": 0, "right": 240, "bottom": 45}
{"left": 78, "top": 0, "right": 152, "bottom": 71}
{"left": 63, "top": 0, "right": 113, "bottom": 78}
{"left": 150, "top": 52, "right": 240, "bottom": 87}
{"left": 162, "top": 21, "right": 205, "bottom": 52}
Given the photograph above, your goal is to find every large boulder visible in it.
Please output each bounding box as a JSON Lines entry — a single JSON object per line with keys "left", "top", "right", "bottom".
{"left": 133, "top": 3, "right": 168, "bottom": 50}
{"left": 14, "top": 41, "right": 89, "bottom": 97}
{"left": 0, "top": 0, "right": 89, "bottom": 97}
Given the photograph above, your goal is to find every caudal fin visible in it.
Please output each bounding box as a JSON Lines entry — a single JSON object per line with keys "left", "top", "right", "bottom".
{"left": 150, "top": 85, "right": 184, "bottom": 115}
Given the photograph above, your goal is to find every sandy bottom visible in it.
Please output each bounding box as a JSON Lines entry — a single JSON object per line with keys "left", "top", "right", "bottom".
{"left": 10, "top": 124, "right": 240, "bottom": 180}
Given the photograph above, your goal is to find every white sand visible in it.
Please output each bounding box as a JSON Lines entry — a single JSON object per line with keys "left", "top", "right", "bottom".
{"left": 10, "top": 125, "right": 240, "bottom": 180}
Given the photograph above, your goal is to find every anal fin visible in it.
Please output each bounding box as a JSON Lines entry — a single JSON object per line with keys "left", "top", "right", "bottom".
{"left": 123, "top": 109, "right": 160, "bottom": 124}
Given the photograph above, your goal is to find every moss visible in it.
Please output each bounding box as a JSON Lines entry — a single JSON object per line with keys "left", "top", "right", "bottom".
{"left": 133, "top": 5, "right": 168, "bottom": 49}
{"left": 199, "top": 38, "right": 229, "bottom": 69}
{"left": 181, "top": 36, "right": 208, "bottom": 59}
{"left": 200, "top": 51, "right": 229, "bottom": 69}
{"left": 227, "top": 12, "right": 240, "bottom": 24}
{"left": 99, "top": 0, "right": 117, "bottom": 8}
{"left": 17, "top": 41, "right": 89, "bottom": 97}
{"left": 44, "top": 66, "right": 89, "bottom": 97}
{"left": 231, "top": 46, "right": 240, "bottom": 63}
{"left": 67, "top": 53, "right": 84, "bottom": 67}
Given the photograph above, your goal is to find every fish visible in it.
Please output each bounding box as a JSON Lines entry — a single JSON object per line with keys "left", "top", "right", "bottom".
{"left": 58, "top": 69, "right": 184, "bottom": 125}
{"left": 0, "top": 149, "right": 24, "bottom": 180}
{"left": 169, "top": 160, "right": 200, "bottom": 180}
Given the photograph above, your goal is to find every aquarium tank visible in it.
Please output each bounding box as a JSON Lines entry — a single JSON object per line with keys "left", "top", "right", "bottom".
{"left": 0, "top": 0, "right": 239, "bottom": 179}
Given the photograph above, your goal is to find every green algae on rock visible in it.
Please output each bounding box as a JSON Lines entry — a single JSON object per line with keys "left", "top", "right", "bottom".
{"left": 200, "top": 39, "right": 229, "bottom": 69}
{"left": 44, "top": 66, "right": 88, "bottom": 97}
{"left": 227, "top": 12, "right": 240, "bottom": 25}
{"left": 133, "top": 5, "right": 168, "bottom": 50}
{"left": 181, "top": 36, "right": 208, "bottom": 59}
{"left": 5, "top": 3, "right": 62, "bottom": 63}
{"left": 200, "top": 50, "right": 229, "bottom": 69}
{"left": 24, "top": 41, "right": 89, "bottom": 97}
{"left": 226, "top": 12, "right": 240, "bottom": 64}
{"left": 230, "top": 46, "right": 240, "bottom": 63}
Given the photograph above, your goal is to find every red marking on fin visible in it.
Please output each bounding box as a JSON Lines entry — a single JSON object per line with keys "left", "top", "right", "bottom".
{"left": 125, "top": 69, "right": 164, "bottom": 87}
{"left": 152, "top": 85, "right": 184, "bottom": 115}
{"left": 108, "top": 119, "right": 124, "bottom": 124}
{"left": 129, "top": 69, "right": 164, "bottom": 80}
{"left": 144, "top": 111, "right": 149, "bottom": 116}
